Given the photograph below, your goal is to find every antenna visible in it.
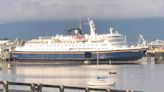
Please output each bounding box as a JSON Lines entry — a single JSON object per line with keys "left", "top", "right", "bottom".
{"left": 79, "top": 17, "right": 82, "bottom": 30}
{"left": 109, "top": 27, "right": 113, "bottom": 34}
{"left": 88, "top": 17, "right": 96, "bottom": 35}
{"left": 137, "top": 34, "right": 147, "bottom": 46}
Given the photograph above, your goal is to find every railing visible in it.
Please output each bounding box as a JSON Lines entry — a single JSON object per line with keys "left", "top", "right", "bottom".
{"left": 0, "top": 81, "right": 141, "bottom": 92}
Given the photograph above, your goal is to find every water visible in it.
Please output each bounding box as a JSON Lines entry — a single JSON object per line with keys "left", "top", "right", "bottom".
{"left": 0, "top": 62, "right": 163, "bottom": 92}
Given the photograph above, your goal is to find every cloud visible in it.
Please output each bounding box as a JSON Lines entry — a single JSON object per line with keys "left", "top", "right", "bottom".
{"left": 0, "top": 0, "right": 164, "bottom": 23}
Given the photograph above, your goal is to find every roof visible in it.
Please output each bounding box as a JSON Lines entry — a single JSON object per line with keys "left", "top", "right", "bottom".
{"left": 0, "top": 40, "right": 11, "bottom": 45}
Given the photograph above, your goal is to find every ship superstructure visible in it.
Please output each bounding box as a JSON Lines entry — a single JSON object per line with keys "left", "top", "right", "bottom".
{"left": 12, "top": 18, "right": 147, "bottom": 62}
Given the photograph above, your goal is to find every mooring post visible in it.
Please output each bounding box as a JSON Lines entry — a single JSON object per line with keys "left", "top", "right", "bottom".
{"left": 126, "top": 90, "right": 129, "bottom": 92}
{"left": 107, "top": 89, "right": 111, "bottom": 92}
{"left": 3, "top": 81, "right": 8, "bottom": 92}
{"left": 37, "top": 84, "right": 42, "bottom": 92}
{"left": 60, "top": 85, "right": 64, "bottom": 92}
{"left": 85, "top": 87, "right": 89, "bottom": 92}
{"left": 30, "top": 83, "right": 36, "bottom": 92}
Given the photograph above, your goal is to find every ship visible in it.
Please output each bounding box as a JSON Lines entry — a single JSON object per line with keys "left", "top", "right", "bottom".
{"left": 12, "top": 18, "right": 148, "bottom": 63}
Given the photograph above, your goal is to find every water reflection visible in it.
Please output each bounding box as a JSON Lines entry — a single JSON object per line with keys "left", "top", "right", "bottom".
{"left": 0, "top": 63, "right": 117, "bottom": 87}
{"left": 0, "top": 62, "right": 164, "bottom": 92}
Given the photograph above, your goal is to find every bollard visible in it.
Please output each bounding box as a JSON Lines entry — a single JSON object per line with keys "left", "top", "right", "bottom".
{"left": 30, "top": 83, "right": 36, "bottom": 92}
{"left": 85, "top": 87, "right": 89, "bottom": 92}
{"left": 3, "top": 81, "right": 8, "bottom": 92}
{"left": 37, "top": 84, "right": 42, "bottom": 92}
{"left": 107, "top": 89, "right": 111, "bottom": 92}
{"left": 60, "top": 85, "right": 64, "bottom": 92}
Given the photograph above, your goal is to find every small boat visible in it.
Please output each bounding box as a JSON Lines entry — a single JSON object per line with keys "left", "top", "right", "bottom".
{"left": 87, "top": 53, "right": 115, "bottom": 86}
{"left": 87, "top": 77, "right": 115, "bottom": 86}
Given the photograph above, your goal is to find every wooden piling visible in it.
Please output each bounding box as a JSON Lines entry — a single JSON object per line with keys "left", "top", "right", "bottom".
{"left": 60, "top": 85, "right": 64, "bottom": 92}
{"left": 3, "top": 81, "right": 8, "bottom": 92}
{"left": 37, "top": 84, "right": 42, "bottom": 92}
{"left": 30, "top": 83, "right": 36, "bottom": 92}
{"left": 85, "top": 87, "right": 89, "bottom": 92}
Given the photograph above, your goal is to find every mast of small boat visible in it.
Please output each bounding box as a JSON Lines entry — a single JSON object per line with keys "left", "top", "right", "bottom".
{"left": 96, "top": 51, "right": 99, "bottom": 63}
{"left": 96, "top": 51, "right": 100, "bottom": 78}
{"left": 79, "top": 16, "right": 82, "bottom": 30}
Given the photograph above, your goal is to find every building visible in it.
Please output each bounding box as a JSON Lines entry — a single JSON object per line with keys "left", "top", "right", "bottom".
{"left": 0, "top": 40, "right": 13, "bottom": 60}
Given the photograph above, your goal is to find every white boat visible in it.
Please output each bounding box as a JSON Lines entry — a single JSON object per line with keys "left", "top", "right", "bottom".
{"left": 87, "top": 53, "right": 115, "bottom": 86}
{"left": 87, "top": 76, "right": 115, "bottom": 86}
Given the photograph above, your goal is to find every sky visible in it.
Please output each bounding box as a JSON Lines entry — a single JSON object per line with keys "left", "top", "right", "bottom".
{"left": 0, "top": 0, "right": 164, "bottom": 42}
{"left": 1, "top": 0, "right": 164, "bottom": 23}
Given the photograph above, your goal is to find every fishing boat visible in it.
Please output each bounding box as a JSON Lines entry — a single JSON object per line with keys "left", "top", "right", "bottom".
{"left": 12, "top": 18, "right": 147, "bottom": 63}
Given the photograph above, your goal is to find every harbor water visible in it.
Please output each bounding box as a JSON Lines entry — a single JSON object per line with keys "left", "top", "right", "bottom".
{"left": 0, "top": 61, "right": 163, "bottom": 92}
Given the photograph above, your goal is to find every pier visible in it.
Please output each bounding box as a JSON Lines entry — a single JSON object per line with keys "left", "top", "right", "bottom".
{"left": 0, "top": 39, "right": 24, "bottom": 61}
{"left": 0, "top": 81, "right": 141, "bottom": 92}
{"left": 146, "top": 39, "right": 164, "bottom": 63}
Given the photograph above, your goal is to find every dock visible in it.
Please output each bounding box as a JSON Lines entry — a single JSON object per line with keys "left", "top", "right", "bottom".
{"left": 0, "top": 39, "right": 24, "bottom": 61}
{"left": 146, "top": 39, "right": 164, "bottom": 63}
{"left": 0, "top": 81, "right": 141, "bottom": 92}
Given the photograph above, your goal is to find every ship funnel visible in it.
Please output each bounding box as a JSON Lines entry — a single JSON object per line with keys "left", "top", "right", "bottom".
{"left": 67, "top": 28, "right": 82, "bottom": 36}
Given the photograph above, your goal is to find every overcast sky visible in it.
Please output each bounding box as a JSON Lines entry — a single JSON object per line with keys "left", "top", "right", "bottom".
{"left": 0, "top": 0, "right": 164, "bottom": 23}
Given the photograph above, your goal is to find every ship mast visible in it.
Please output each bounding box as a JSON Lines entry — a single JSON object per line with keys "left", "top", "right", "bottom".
{"left": 88, "top": 18, "right": 96, "bottom": 36}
